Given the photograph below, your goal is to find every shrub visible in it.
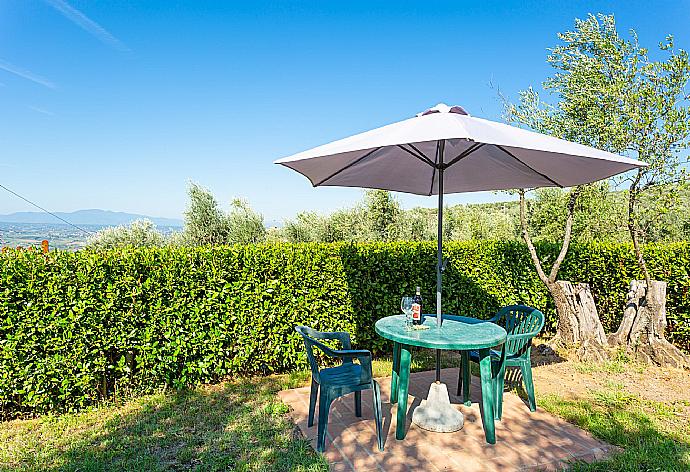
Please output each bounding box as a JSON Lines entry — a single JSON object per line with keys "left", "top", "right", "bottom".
{"left": 0, "top": 241, "right": 688, "bottom": 417}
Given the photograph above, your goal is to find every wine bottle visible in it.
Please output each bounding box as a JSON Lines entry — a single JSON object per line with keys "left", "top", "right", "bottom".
{"left": 412, "top": 286, "right": 422, "bottom": 325}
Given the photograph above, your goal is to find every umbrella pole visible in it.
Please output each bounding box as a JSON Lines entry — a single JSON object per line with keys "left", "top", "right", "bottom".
{"left": 435, "top": 160, "right": 444, "bottom": 383}
{"left": 410, "top": 143, "right": 462, "bottom": 435}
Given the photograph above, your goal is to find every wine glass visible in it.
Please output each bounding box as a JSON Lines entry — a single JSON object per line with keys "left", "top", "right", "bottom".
{"left": 401, "top": 296, "right": 414, "bottom": 328}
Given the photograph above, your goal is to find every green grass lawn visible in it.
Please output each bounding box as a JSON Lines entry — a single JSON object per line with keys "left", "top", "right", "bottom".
{"left": 540, "top": 379, "right": 690, "bottom": 472}
{"left": 0, "top": 353, "right": 439, "bottom": 472}
{"left": 0, "top": 351, "right": 688, "bottom": 471}
{"left": 0, "top": 373, "right": 324, "bottom": 472}
{"left": 542, "top": 386, "right": 690, "bottom": 471}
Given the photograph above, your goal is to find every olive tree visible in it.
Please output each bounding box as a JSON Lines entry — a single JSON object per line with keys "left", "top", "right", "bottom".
{"left": 509, "top": 14, "right": 690, "bottom": 366}
{"left": 182, "top": 183, "right": 266, "bottom": 246}
{"left": 283, "top": 212, "right": 322, "bottom": 242}
{"left": 363, "top": 190, "right": 401, "bottom": 241}
{"left": 227, "top": 198, "right": 266, "bottom": 245}
{"left": 183, "top": 183, "right": 231, "bottom": 245}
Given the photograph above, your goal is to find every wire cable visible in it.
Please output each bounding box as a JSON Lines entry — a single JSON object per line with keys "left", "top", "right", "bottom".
{"left": 0, "top": 182, "right": 94, "bottom": 235}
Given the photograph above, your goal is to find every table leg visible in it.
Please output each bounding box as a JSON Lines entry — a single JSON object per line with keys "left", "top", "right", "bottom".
{"left": 395, "top": 343, "right": 412, "bottom": 440}
{"left": 391, "top": 341, "right": 401, "bottom": 404}
{"left": 461, "top": 350, "right": 471, "bottom": 406}
{"left": 478, "top": 348, "right": 496, "bottom": 444}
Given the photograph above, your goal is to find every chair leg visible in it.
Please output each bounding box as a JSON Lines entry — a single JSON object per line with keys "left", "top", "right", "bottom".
{"left": 316, "top": 389, "right": 333, "bottom": 452}
{"left": 521, "top": 362, "right": 536, "bottom": 412}
{"left": 494, "top": 361, "right": 506, "bottom": 420}
{"left": 372, "top": 381, "right": 384, "bottom": 451}
{"left": 354, "top": 390, "right": 362, "bottom": 417}
{"left": 308, "top": 378, "right": 318, "bottom": 427}
{"left": 456, "top": 351, "right": 462, "bottom": 396}
{"left": 461, "top": 351, "right": 471, "bottom": 406}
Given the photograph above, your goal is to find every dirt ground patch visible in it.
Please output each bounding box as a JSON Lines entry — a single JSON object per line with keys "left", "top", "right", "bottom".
{"left": 528, "top": 341, "right": 690, "bottom": 407}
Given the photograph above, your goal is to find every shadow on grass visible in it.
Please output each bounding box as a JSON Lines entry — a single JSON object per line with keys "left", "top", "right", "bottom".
{"left": 3, "top": 375, "right": 328, "bottom": 472}
{"left": 541, "top": 391, "right": 690, "bottom": 472}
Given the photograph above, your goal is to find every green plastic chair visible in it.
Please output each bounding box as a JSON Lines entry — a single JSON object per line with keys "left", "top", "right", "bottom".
{"left": 456, "top": 305, "right": 545, "bottom": 419}
{"left": 295, "top": 326, "right": 384, "bottom": 453}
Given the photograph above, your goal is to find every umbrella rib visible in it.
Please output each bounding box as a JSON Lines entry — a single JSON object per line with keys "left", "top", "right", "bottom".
{"left": 428, "top": 140, "right": 441, "bottom": 196}
{"left": 408, "top": 143, "right": 435, "bottom": 165}
{"left": 397, "top": 144, "right": 436, "bottom": 167}
{"left": 496, "top": 145, "right": 564, "bottom": 188}
{"left": 313, "top": 147, "right": 382, "bottom": 186}
{"left": 443, "top": 142, "right": 484, "bottom": 169}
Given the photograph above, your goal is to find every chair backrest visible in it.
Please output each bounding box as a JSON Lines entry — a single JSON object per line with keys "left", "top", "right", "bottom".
{"left": 493, "top": 305, "right": 545, "bottom": 357}
{"left": 295, "top": 326, "right": 350, "bottom": 382}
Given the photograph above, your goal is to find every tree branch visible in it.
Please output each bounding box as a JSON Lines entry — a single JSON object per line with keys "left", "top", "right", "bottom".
{"left": 548, "top": 186, "right": 582, "bottom": 282}
{"left": 628, "top": 169, "right": 652, "bottom": 287}
{"left": 639, "top": 176, "right": 688, "bottom": 192}
{"left": 519, "top": 189, "right": 550, "bottom": 286}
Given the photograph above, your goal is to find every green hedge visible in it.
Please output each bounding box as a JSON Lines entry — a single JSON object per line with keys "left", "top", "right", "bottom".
{"left": 0, "top": 241, "right": 688, "bottom": 417}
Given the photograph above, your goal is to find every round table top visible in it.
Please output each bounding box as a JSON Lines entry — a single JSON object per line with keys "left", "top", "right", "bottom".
{"left": 375, "top": 314, "right": 507, "bottom": 350}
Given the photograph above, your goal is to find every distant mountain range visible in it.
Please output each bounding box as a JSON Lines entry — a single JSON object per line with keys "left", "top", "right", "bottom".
{"left": 0, "top": 209, "right": 183, "bottom": 227}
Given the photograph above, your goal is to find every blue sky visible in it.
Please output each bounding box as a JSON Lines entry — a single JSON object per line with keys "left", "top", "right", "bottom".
{"left": 1, "top": 1, "right": 689, "bottom": 222}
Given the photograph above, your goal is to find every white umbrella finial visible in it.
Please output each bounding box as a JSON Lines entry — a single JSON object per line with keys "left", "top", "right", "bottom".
{"left": 418, "top": 103, "right": 469, "bottom": 117}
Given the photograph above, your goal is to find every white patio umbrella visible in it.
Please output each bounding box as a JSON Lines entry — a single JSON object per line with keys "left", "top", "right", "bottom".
{"left": 275, "top": 103, "right": 646, "bottom": 429}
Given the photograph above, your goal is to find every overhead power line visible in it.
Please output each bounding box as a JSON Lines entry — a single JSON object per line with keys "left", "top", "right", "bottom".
{"left": 0, "top": 182, "right": 94, "bottom": 236}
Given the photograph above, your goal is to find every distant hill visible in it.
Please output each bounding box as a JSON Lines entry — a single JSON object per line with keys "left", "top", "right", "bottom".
{"left": 0, "top": 209, "right": 183, "bottom": 227}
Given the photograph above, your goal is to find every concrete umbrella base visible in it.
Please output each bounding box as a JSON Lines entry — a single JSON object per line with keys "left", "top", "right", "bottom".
{"left": 411, "top": 381, "right": 464, "bottom": 433}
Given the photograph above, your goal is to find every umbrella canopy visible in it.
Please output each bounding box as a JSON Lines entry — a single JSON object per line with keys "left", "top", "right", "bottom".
{"left": 275, "top": 103, "right": 645, "bottom": 194}
{"left": 276, "top": 103, "right": 647, "bottom": 383}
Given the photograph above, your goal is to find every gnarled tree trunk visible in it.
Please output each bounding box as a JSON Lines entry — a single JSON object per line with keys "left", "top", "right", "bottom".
{"left": 609, "top": 280, "right": 689, "bottom": 368}
{"left": 550, "top": 281, "right": 608, "bottom": 361}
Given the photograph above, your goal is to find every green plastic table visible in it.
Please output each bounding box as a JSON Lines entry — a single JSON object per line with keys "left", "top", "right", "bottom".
{"left": 375, "top": 314, "right": 507, "bottom": 443}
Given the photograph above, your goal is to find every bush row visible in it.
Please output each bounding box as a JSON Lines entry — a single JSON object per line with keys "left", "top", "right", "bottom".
{"left": 0, "top": 241, "right": 688, "bottom": 416}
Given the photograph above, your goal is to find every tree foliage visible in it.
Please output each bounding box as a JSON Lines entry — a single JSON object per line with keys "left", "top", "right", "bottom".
{"left": 227, "top": 198, "right": 266, "bottom": 245}
{"left": 181, "top": 183, "right": 265, "bottom": 246}
{"left": 183, "top": 183, "right": 231, "bottom": 246}
{"left": 363, "top": 189, "right": 401, "bottom": 241}
{"left": 87, "top": 219, "right": 165, "bottom": 249}
{"left": 506, "top": 13, "right": 690, "bottom": 283}
{"left": 87, "top": 184, "right": 689, "bottom": 249}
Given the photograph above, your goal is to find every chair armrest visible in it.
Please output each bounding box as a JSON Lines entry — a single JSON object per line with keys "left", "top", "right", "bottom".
{"left": 332, "top": 349, "right": 371, "bottom": 360}
{"left": 334, "top": 349, "right": 373, "bottom": 378}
